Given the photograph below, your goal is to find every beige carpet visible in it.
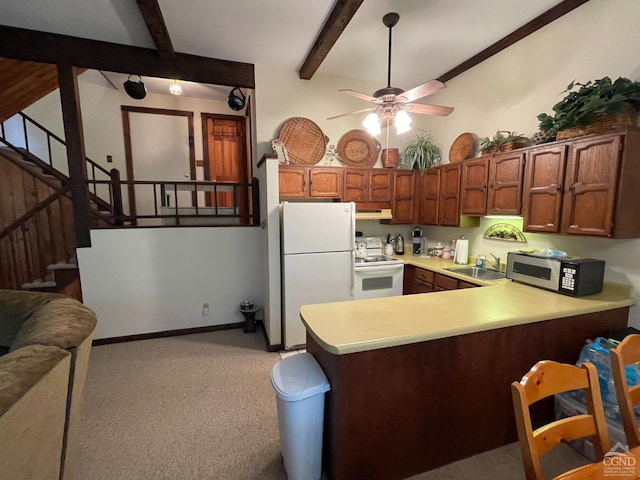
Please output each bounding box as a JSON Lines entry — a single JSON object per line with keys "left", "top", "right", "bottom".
{"left": 76, "top": 329, "right": 589, "bottom": 480}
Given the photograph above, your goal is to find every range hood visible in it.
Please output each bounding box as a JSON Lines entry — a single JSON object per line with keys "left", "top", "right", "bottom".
{"left": 355, "top": 209, "right": 393, "bottom": 220}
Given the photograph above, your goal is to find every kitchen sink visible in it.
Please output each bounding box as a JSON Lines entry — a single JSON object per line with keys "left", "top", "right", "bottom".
{"left": 445, "top": 266, "right": 506, "bottom": 280}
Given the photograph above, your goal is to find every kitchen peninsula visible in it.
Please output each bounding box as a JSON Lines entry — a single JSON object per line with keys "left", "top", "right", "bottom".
{"left": 301, "top": 278, "right": 635, "bottom": 480}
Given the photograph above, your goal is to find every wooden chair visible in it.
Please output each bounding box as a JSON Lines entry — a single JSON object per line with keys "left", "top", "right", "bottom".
{"left": 511, "top": 360, "right": 611, "bottom": 480}
{"left": 610, "top": 334, "right": 640, "bottom": 449}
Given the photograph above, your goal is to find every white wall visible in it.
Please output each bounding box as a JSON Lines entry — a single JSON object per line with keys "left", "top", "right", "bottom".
{"left": 77, "top": 227, "right": 263, "bottom": 339}
{"left": 416, "top": 0, "right": 640, "bottom": 327}
{"left": 253, "top": 65, "right": 436, "bottom": 166}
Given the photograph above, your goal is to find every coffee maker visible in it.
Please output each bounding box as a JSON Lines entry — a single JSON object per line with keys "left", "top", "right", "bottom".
{"left": 412, "top": 227, "right": 422, "bottom": 255}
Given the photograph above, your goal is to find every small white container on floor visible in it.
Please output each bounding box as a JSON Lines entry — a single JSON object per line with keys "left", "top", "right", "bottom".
{"left": 271, "top": 352, "right": 330, "bottom": 480}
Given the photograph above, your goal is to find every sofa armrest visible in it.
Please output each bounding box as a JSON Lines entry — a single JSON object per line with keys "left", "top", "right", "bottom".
{"left": 0, "top": 345, "right": 71, "bottom": 480}
{"left": 0, "top": 290, "right": 64, "bottom": 349}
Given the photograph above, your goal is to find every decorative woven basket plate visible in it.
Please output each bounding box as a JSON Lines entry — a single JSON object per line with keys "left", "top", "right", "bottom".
{"left": 449, "top": 133, "right": 474, "bottom": 163}
{"left": 337, "top": 129, "right": 381, "bottom": 167}
{"left": 277, "top": 117, "right": 327, "bottom": 166}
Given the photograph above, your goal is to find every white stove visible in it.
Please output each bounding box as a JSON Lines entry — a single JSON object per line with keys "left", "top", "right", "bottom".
{"left": 353, "top": 236, "right": 404, "bottom": 299}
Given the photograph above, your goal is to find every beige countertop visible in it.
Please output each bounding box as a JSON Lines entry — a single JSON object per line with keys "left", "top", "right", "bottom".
{"left": 300, "top": 259, "right": 635, "bottom": 355}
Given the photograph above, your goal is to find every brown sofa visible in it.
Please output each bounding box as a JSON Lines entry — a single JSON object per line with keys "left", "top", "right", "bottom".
{"left": 0, "top": 290, "right": 97, "bottom": 480}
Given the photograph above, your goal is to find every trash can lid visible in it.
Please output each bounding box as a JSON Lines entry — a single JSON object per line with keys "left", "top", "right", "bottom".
{"left": 271, "top": 352, "right": 330, "bottom": 402}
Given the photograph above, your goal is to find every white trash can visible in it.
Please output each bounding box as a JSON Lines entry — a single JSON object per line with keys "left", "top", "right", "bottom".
{"left": 271, "top": 352, "right": 330, "bottom": 480}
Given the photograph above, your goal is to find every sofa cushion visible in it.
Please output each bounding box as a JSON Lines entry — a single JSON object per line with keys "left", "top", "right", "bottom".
{"left": 0, "top": 291, "right": 64, "bottom": 349}
{"left": 10, "top": 298, "right": 97, "bottom": 352}
{"left": 0, "top": 344, "right": 70, "bottom": 416}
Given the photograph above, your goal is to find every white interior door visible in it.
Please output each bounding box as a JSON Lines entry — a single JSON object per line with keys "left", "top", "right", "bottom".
{"left": 130, "top": 113, "right": 191, "bottom": 218}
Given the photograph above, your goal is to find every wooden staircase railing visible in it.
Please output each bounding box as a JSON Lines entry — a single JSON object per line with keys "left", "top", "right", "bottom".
{"left": 0, "top": 184, "right": 76, "bottom": 289}
{"left": 0, "top": 111, "right": 114, "bottom": 214}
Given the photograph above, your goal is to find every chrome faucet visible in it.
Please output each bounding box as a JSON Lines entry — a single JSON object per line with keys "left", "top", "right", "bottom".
{"left": 489, "top": 253, "right": 501, "bottom": 271}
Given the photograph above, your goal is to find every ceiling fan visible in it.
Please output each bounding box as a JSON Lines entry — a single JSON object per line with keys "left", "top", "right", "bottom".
{"left": 328, "top": 12, "right": 454, "bottom": 135}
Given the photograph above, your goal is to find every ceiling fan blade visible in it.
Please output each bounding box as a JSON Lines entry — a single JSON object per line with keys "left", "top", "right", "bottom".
{"left": 339, "top": 89, "right": 379, "bottom": 102}
{"left": 327, "top": 107, "right": 376, "bottom": 120}
{"left": 404, "top": 103, "right": 454, "bottom": 116}
{"left": 398, "top": 80, "right": 446, "bottom": 103}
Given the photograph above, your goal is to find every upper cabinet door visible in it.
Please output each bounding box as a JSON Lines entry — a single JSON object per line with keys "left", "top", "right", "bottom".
{"left": 487, "top": 151, "right": 524, "bottom": 215}
{"left": 561, "top": 134, "right": 621, "bottom": 236}
{"left": 439, "top": 164, "right": 461, "bottom": 226}
{"left": 279, "top": 166, "right": 308, "bottom": 198}
{"left": 460, "top": 158, "right": 489, "bottom": 215}
{"left": 308, "top": 168, "right": 343, "bottom": 198}
{"left": 522, "top": 145, "right": 567, "bottom": 232}
{"left": 418, "top": 167, "right": 440, "bottom": 225}
{"left": 369, "top": 170, "right": 393, "bottom": 202}
{"left": 391, "top": 171, "right": 416, "bottom": 224}
{"left": 343, "top": 169, "right": 368, "bottom": 202}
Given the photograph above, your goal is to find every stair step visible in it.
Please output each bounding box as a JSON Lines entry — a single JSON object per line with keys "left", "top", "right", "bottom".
{"left": 47, "top": 262, "right": 78, "bottom": 271}
{"left": 22, "top": 280, "right": 57, "bottom": 289}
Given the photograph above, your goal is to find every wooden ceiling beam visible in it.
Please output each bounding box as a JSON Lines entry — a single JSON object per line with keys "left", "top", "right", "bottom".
{"left": 437, "top": 0, "right": 591, "bottom": 84}
{"left": 135, "top": 0, "right": 175, "bottom": 59}
{"left": 299, "top": 0, "right": 364, "bottom": 80}
{"left": 0, "top": 25, "right": 255, "bottom": 88}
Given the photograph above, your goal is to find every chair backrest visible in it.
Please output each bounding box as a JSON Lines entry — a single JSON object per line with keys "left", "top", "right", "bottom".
{"left": 511, "top": 360, "right": 611, "bottom": 480}
{"left": 610, "top": 334, "right": 640, "bottom": 449}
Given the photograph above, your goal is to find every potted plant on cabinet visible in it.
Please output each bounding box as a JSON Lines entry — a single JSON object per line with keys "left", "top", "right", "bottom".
{"left": 479, "top": 131, "right": 529, "bottom": 155}
{"left": 537, "top": 76, "right": 640, "bottom": 140}
{"left": 398, "top": 132, "right": 441, "bottom": 173}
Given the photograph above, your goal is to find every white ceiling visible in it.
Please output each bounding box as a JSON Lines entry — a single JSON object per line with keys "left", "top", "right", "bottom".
{"left": 0, "top": 0, "right": 567, "bottom": 91}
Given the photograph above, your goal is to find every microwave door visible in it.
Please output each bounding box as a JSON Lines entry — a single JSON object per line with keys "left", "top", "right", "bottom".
{"left": 508, "top": 256, "right": 560, "bottom": 290}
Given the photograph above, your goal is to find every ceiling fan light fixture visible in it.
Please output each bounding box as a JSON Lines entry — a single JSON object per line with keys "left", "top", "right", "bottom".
{"left": 169, "top": 79, "right": 183, "bottom": 96}
{"left": 363, "top": 112, "right": 381, "bottom": 136}
{"left": 394, "top": 110, "right": 412, "bottom": 135}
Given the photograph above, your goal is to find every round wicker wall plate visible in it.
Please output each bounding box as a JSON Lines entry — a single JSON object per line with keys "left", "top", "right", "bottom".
{"left": 277, "top": 117, "right": 327, "bottom": 166}
{"left": 336, "top": 129, "right": 381, "bottom": 167}
{"left": 449, "top": 133, "right": 474, "bottom": 163}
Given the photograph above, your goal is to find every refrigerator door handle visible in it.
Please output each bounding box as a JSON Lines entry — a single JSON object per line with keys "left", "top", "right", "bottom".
{"left": 350, "top": 250, "right": 356, "bottom": 297}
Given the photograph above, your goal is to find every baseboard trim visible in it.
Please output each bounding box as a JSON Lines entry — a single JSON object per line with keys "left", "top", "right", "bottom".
{"left": 93, "top": 322, "right": 244, "bottom": 345}
{"left": 257, "top": 320, "right": 283, "bottom": 352}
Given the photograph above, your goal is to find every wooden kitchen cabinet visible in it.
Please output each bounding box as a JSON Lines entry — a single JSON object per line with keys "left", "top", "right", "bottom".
{"left": 522, "top": 129, "right": 640, "bottom": 238}
{"left": 278, "top": 165, "right": 307, "bottom": 198}
{"left": 343, "top": 168, "right": 392, "bottom": 207}
{"left": 417, "top": 167, "right": 440, "bottom": 225}
{"left": 433, "top": 272, "right": 459, "bottom": 291}
{"left": 487, "top": 151, "right": 525, "bottom": 215}
{"left": 278, "top": 165, "right": 343, "bottom": 198}
{"left": 439, "top": 164, "right": 462, "bottom": 226}
{"left": 460, "top": 158, "right": 489, "bottom": 215}
{"left": 390, "top": 170, "right": 416, "bottom": 224}
{"left": 522, "top": 144, "right": 568, "bottom": 232}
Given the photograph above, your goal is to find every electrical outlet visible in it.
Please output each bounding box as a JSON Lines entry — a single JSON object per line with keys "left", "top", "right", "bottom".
{"left": 202, "top": 303, "right": 209, "bottom": 316}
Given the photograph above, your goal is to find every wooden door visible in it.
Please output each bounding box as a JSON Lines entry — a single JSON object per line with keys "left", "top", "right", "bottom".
{"left": 278, "top": 166, "right": 308, "bottom": 198}
{"left": 561, "top": 134, "right": 621, "bottom": 236}
{"left": 522, "top": 145, "right": 567, "bottom": 232}
{"left": 439, "top": 164, "right": 461, "bottom": 226}
{"left": 309, "top": 168, "right": 343, "bottom": 197}
{"left": 343, "top": 169, "right": 368, "bottom": 202}
{"left": 418, "top": 167, "right": 440, "bottom": 225}
{"left": 487, "top": 151, "right": 524, "bottom": 215}
{"left": 205, "top": 116, "right": 246, "bottom": 208}
{"left": 460, "top": 158, "right": 489, "bottom": 215}
{"left": 392, "top": 171, "right": 416, "bottom": 224}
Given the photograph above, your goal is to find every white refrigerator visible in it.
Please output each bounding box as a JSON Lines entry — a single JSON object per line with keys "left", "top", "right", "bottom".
{"left": 281, "top": 202, "right": 355, "bottom": 350}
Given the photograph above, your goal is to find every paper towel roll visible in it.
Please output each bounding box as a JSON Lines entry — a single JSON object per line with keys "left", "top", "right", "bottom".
{"left": 454, "top": 239, "right": 469, "bottom": 264}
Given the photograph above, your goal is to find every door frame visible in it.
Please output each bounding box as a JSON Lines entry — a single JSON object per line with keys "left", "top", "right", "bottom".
{"left": 121, "top": 105, "right": 196, "bottom": 221}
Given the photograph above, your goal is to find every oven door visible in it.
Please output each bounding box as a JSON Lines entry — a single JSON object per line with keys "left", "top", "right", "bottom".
{"left": 353, "top": 263, "right": 404, "bottom": 300}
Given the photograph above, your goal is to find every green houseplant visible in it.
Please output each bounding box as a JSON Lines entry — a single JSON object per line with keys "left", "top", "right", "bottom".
{"left": 537, "top": 76, "right": 640, "bottom": 135}
{"left": 398, "top": 132, "right": 441, "bottom": 173}
{"left": 479, "top": 131, "right": 529, "bottom": 155}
